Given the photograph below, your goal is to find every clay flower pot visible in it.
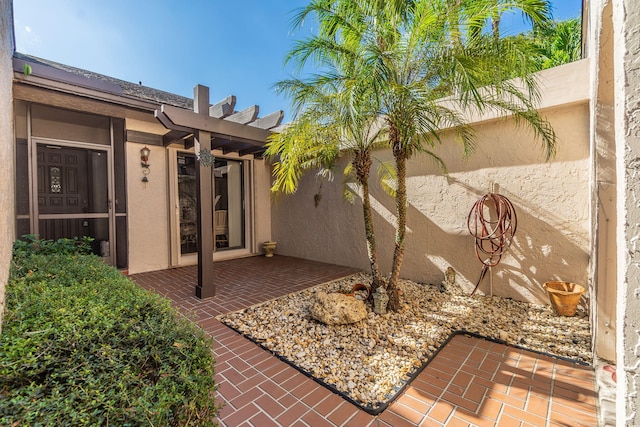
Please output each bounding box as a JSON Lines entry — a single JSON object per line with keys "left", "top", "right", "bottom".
{"left": 543, "top": 281, "right": 585, "bottom": 317}
{"left": 332, "top": 283, "right": 371, "bottom": 300}
{"left": 348, "top": 283, "right": 371, "bottom": 300}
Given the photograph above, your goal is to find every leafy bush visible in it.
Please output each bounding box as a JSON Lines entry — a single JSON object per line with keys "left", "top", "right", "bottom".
{"left": 12, "top": 234, "right": 95, "bottom": 257}
{"left": 1, "top": 250, "right": 218, "bottom": 426}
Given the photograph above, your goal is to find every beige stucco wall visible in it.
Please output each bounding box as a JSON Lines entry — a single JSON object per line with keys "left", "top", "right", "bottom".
{"left": 253, "top": 157, "right": 274, "bottom": 250}
{"left": 125, "top": 117, "right": 173, "bottom": 274}
{"left": 0, "top": 0, "right": 15, "bottom": 330}
{"left": 613, "top": 0, "right": 640, "bottom": 423}
{"left": 590, "top": 0, "right": 617, "bottom": 365}
{"left": 126, "top": 141, "right": 170, "bottom": 273}
{"left": 273, "top": 60, "right": 591, "bottom": 306}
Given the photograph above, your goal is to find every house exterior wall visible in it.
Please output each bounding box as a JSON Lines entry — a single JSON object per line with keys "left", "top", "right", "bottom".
{"left": 253, "top": 156, "right": 274, "bottom": 249}
{"left": 125, "top": 116, "right": 273, "bottom": 274}
{"left": 273, "top": 60, "right": 591, "bottom": 306}
{"left": 590, "top": 0, "right": 617, "bottom": 365}
{"left": 8, "top": 82, "right": 274, "bottom": 277}
{"left": 126, "top": 141, "right": 171, "bottom": 274}
{"left": 613, "top": 0, "right": 640, "bottom": 424}
{"left": 0, "top": 0, "right": 15, "bottom": 330}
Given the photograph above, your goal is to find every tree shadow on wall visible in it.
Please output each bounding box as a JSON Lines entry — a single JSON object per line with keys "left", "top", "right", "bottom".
{"left": 367, "top": 175, "right": 589, "bottom": 306}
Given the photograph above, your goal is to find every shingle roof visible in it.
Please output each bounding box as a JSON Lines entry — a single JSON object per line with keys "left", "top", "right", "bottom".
{"left": 14, "top": 51, "right": 194, "bottom": 110}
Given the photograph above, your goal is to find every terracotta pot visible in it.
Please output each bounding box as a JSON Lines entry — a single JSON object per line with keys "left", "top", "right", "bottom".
{"left": 350, "top": 283, "right": 371, "bottom": 300}
{"left": 543, "top": 281, "right": 585, "bottom": 317}
{"left": 335, "top": 283, "right": 371, "bottom": 300}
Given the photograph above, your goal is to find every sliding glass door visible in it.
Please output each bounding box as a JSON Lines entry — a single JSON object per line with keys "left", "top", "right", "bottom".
{"left": 176, "top": 152, "right": 245, "bottom": 258}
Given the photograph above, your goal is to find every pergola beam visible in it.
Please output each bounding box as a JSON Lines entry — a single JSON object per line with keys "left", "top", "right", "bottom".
{"left": 226, "top": 105, "right": 259, "bottom": 124}
{"left": 158, "top": 104, "right": 271, "bottom": 146}
{"left": 210, "top": 139, "right": 228, "bottom": 151}
{"left": 155, "top": 109, "right": 192, "bottom": 133}
{"left": 209, "top": 95, "right": 236, "bottom": 118}
{"left": 249, "top": 110, "right": 284, "bottom": 130}
{"left": 162, "top": 129, "right": 192, "bottom": 146}
{"left": 239, "top": 145, "right": 267, "bottom": 157}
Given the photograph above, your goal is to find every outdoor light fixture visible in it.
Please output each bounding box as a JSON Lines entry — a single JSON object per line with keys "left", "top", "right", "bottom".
{"left": 140, "top": 146, "right": 151, "bottom": 166}
{"left": 140, "top": 146, "right": 151, "bottom": 183}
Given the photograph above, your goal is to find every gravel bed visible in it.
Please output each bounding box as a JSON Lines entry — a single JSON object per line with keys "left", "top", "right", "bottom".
{"left": 218, "top": 273, "right": 592, "bottom": 411}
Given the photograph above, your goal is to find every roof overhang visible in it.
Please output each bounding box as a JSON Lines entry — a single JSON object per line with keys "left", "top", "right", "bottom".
{"left": 12, "top": 56, "right": 160, "bottom": 113}
{"left": 13, "top": 54, "right": 284, "bottom": 158}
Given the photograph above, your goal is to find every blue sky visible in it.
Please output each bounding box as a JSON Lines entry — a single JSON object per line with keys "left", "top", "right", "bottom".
{"left": 13, "top": 1, "right": 582, "bottom": 121}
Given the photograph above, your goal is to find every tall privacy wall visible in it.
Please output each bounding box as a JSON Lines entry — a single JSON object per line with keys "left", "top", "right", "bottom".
{"left": 0, "top": 0, "right": 15, "bottom": 331}
{"left": 272, "top": 60, "right": 590, "bottom": 306}
{"left": 613, "top": 0, "right": 640, "bottom": 423}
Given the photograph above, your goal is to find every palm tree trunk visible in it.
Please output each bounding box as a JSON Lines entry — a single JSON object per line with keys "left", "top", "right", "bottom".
{"left": 387, "top": 130, "right": 407, "bottom": 311}
{"left": 354, "top": 151, "right": 383, "bottom": 293}
{"left": 360, "top": 173, "right": 384, "bottom": 293}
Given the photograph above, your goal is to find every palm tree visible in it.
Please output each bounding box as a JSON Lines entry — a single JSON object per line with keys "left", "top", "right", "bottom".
{"left": 531, "top": 17, "right": 582, "bottom": 69}
{"left": 266, "top": 80, "right": 391, "bottom": 293}
{"left": 449, "top": 0, "right": 552, "bottom": 41}
{"left": 278, "top": 0, "right": 557, "bottom": 310}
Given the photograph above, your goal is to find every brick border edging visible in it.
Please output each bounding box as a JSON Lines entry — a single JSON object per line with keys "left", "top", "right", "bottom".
{"left": 459, "top": 330, "right": 592, "bottom": 367}
{"left": 217, "top": 319, "right": 593, "bottom": 417}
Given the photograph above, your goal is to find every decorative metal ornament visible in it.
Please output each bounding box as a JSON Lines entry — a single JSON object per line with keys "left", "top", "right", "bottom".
{"left": 140, "top": 146, "right": 151, "bottom": 183}
{"left": 50, "top": 167, "right": 61, "bottom": 193}
{"left": 196, "top": 149, "right": 216, "bottom": 167}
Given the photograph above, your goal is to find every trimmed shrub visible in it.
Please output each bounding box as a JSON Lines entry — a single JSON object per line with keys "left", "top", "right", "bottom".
{"left": 1, "top": 251, "right": 218, "bottom": 426}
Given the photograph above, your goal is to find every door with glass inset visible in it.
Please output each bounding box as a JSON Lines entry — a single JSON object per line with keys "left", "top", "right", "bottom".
{"left": 176, "top": 153, "right": 245, "bottom": 257}
{"left": 34, "top": 141, "right": 112, "bottom": 261}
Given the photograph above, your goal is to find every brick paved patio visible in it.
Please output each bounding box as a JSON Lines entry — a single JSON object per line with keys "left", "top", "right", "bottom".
{"left": 131, "top": 255, "right": 598, "bottom": 426}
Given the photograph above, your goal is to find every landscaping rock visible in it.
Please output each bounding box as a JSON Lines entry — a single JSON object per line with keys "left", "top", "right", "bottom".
{"left": 309, "top": 291, "right": 367, "bottom": 325}
{"left": 220, "top": 273, "right": 592, "bottom": 410}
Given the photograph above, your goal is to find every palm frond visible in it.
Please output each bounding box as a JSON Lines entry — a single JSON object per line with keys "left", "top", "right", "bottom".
{"left": 376, "top": 160, "right": 397, "bottom": 197}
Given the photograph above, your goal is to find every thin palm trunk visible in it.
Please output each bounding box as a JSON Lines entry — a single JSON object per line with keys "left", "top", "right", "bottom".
{"left": 360, "top": 170, "right": 384, "bottom": 292}
{"left": 387, "top": 129, "right": 407, "bottom": 311}
{"left": 354, "top": 151, "right": 384, "bottom": 292}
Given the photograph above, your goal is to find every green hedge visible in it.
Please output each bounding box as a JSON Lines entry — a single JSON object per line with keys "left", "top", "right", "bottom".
{"left": 1, "top": 250, "right": 218, "bottom": 426}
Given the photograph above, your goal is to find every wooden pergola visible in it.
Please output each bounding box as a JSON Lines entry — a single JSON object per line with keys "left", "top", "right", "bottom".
{"left": 155, "top": 85, "right": 283, "bottom": 298}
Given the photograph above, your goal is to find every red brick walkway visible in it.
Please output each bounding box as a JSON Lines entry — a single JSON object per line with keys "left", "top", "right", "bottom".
{"left": 131, "top": 255, "right": 597, "bottom": 426}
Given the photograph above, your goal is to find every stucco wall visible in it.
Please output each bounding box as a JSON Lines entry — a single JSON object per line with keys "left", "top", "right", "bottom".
{"left": 253, "top": 157, "right": 273, "bottom": 250}
{"left": 0, "top": 0, "right": 15, "bottom": 330}
{"left": 591, "top": 0, "right": 617, "bottom": 365}
{"left": 273, "top": 61, "right": 591, "bottom": 306}
{"left": 126, "top": 142, "right": 170, "bottom": 273}
{"left": 614, "top": 0, "right": 640, "bottom": 424}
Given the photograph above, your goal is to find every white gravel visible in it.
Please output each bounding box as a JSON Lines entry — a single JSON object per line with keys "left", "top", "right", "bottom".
{"left": 218, "top": 273, "right": 592, "bottom": 410}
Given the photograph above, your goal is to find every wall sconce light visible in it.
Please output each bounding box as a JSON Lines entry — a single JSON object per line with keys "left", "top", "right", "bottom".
{"left": 140, "top": 146, "right": 151, "bottom": 183}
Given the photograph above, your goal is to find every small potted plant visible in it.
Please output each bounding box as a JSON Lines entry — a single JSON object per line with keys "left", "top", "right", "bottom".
{"left": 262, "top": 241, "right": 277, "bottom": 257}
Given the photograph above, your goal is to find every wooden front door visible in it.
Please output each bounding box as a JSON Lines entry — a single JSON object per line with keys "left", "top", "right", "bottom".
{"left": 37, "top": 145, "right": 89, "bottom": 215}
{"left": 34, "top": 142, "right": 112, "bottom": 260}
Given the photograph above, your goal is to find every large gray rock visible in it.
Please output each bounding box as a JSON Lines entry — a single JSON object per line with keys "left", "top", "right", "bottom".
{"left": 309, "top": 292, "right": 367, "bottom": 325}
